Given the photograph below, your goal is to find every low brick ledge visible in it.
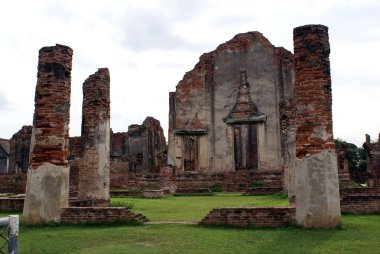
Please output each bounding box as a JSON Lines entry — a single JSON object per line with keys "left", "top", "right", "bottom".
{"left": 340, "top": 187, "right": 380, "bottom": 196}
{"left": 200, "top": 206, "right": 296, "bottom": 228}
{"left": 175, "top": 188, "right": 211, "bottom": 194}
{"left": 61, "top": 207, "right": 148, "bottom": 224}
{"left": 244, "top": 187, "right": 283, "bottom": 195}
{"left": 0, "top": 197, "right": 25, "bottom": 212}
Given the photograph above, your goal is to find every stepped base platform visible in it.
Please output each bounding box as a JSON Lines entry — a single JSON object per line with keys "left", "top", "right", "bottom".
{"left": 61, "top": 207, "right": 148, "bottom": 224}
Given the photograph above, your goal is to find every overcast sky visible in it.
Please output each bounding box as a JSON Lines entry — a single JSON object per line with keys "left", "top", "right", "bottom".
{"left": 0, "top": 0, "right": 379, "bottom": 146}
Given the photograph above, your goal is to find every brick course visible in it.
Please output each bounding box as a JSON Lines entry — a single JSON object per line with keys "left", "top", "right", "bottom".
{"left": 0, "top": 173, "right": 26, "bottom": 194}
{"left": 201, "top": 207, "right": 295, "bottom": 227}
{"left": 0, "top": 197, "right": 24, "bottom": 212}
{"left": 340, "top": 187, "right": 380, "bottom": 213}
{"left": 293, "top": 25, "right": 335, "bottom": 157}
{"left": 60, "top": 207, "right": 148, "bottom": 224}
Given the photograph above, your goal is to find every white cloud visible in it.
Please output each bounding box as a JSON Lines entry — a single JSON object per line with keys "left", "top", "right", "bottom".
{"left": 0, "top": 0, "right": 379, "bottom": 147}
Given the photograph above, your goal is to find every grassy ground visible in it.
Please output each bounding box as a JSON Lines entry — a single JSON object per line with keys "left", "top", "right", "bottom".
{"left": 1, "top": 193, "right": 379, "bottom": 253}
{"left": 112, "top": 192, "right": 289, "bottom": 221}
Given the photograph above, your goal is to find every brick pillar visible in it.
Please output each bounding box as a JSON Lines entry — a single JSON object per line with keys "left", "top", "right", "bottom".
{"left": 23, "top": 44, "right": 73, "bottom": 224}
{"left": 293, "top": 25, "right": 341, "bottom": 228}
{"left": 78, "top": 68, "right": 110, "bottom": 206}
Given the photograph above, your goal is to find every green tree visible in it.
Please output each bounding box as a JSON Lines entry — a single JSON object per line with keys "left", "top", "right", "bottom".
{"left": 334, "top": 138, "right": 367, "bottom": 172}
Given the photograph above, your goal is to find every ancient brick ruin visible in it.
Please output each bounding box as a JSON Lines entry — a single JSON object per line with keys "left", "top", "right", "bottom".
{"left": 77, "top": 68, "right": 111, "bottom": 206}
{"left": 336, "top": 144, "right": 351, "bottom": 187}
{"left": 293, "top": 25, "right": 341, "bottom": 228}
{"left": 1, "top": 24, "right": 378, "bottom": 228}
{"left": 364, "top": 134, "right": 380, "bottom": 187}
{"left": 110, "top": 117, "right": 166, "bottom": 174}
{"left": 201, "top": 207, "right": 296, "bottom": 227}
{"left": 0, "top": 139, "right": 10, "bottom": 173}
{"left": 9, "top": 125, "right": 32, "bottom": 173}
{"left": 168, "top": 32, "right": 294, "bottom": 178}
{"left": 23, "top": 44, "right": 73, "bottom": 225}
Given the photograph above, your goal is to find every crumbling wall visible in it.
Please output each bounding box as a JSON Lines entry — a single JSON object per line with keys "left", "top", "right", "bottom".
{"left": 276, "top": 47, "right": 296, "bottom": 197}
{"left": 9, "top": 125, "right": 32, "bottom": 173}
{"left": 168, "top": 32, "right": 294, "bottom": 175}
{"left": 68, "top": 136, "right": 82, "bottom": 196}
{"left": 0, "top": 173, "right": 26, "bottom": 194}
{"left": 364, "top": 134, "right": 380, "bottom": 187}
{"left": 0, "top": 139, "right": 10, "bottom": 173}
{"left": 110, "top": 117, "right": 166, "bottom": 178}
{"left": 293, "top": 25, "right": 341, "bottom": 228}
{"left": 201, "top": 207, "right": 295, "bottom": 227}
{"left": 336, "top": 144, "right": 351, "bottom": 187}
{"left": 23, "top": 44, "right": 73, "bottom": 225}
{"left": 78, "top": 68, "right": 110, "bottom": 206}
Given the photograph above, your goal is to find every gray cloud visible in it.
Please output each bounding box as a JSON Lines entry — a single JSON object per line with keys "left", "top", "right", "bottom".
{"left": 210, "top": 15, "right": 257, "bottom": 30}
{"left": 117, "top": 10, "right": 195, "bottom": 51}
{"left": 161, "top": 0, "right": 213, "bottom": 22}
{"left": 0, "top": 91, "right": 11, "bottom": 110}
{"left": 108, "top": 1, "right": 212, "bottom": 52}
{"left": 323, "top": 5, "right": 380, "bottom": 43}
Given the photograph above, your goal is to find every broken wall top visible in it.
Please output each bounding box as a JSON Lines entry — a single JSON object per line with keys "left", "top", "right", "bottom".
{"left": 172, "top": 31, "right": 293, "bottom": 131}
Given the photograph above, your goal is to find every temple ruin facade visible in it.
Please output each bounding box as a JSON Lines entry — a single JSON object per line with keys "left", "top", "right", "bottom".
{"left": 168, "top": 30, "right": 295, "bottom": 186}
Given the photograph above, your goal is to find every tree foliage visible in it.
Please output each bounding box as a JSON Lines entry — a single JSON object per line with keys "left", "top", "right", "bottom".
{"left": 334, "top": 138, "right": 367, "bottom": 172}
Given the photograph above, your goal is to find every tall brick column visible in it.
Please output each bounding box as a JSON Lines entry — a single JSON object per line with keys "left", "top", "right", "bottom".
{"left": 78, "top": 68, "right": 111, "bottom": 206}
{"left": 293, "top": 25, "right": 341, "bottom": 228}
{"left": 23, "top": 44, "right": 73, "bottom": 224}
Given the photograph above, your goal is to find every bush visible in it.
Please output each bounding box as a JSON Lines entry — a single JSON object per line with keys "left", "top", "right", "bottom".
{"left": 249, "top": 181, "right": 263, "bottom": 189}
{"left": 211, "top": 184, "right": 222, "bottom": 192}
{"left": 272, "top": 191, "right": 288, "bottom": 199}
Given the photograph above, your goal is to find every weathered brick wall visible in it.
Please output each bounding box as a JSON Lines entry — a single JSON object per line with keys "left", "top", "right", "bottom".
{"left": 110, "top": 132, "right": 128, "bottom": 157}
{"left": 68, "top": 157, "right": 81, "bottom": 197}
{"left": 340, "top": 187, "right": 380, "bottom": 196}
{"left": 60, "top": 207, "right": 147, "bottom": 224}
{"left": 78, "top": 68, "right": 110, "bottom": 206}
{"left": 201, "top": 207, "right": 295, "bottom": 227}
{"left": 293, "top": 25, "right": 335, "bottom": 157}
{"left": 363, "top": 134, "right": 380, "bottom": 187}
{"left": 340, "top": 188, "right": 380, "bottom": 213}
{"left": 168, "top": 31, "right": 293, "bottom": 174}
{"left": 110, "top": 158, "right": 130, "bottom": 188}
{"left": 278, "top": 47, "right": 296, "bottom": 196}
{"left": 0, "top": 173, "right": 26, "bottom": 193}
{"left": 9, "top": 126, "right": 32, "bottom": 173}
{"left": 176, "top": 171, "right": 283, "bottom": 192}
{"left": 0, "top": 139, "right": 10, "bottom": 173}
{"left": 108, "top": 169, "right": 283, "bottom": 193}
{"left": 68, "top": 136, "right": 82, "bottom": 197}
{"left": 68, "top": 136, "right": 83, "bottom": 158}
{"left": 29, "top": 44, "right": 73, "bottom": 168}
{"left": 336, "top": 146, "right": 351, "bottom": 187}
{"left": 111, "top": 117, "right": 166, "bottom": 174}
{"left": 0, "top": 197, "right": 24, "bottom": 212}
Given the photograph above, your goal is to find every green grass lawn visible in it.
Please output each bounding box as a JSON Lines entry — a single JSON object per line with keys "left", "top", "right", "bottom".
{"left": 1, "top": 193, "right": 380, "bottom": 253}
{"left": 112, "top": 192, "right": 289, "bottom": 221}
